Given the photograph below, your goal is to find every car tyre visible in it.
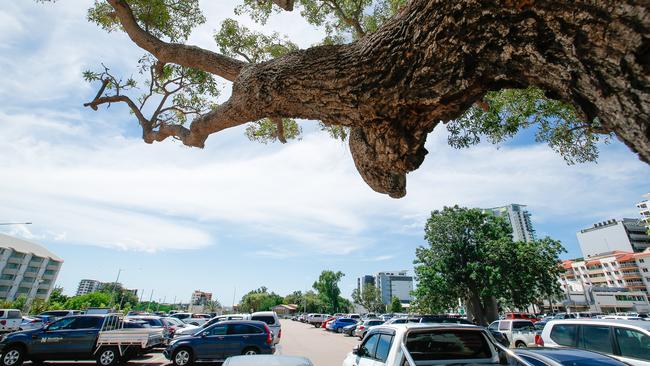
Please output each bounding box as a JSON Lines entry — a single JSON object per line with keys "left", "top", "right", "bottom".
{"left": 1, "top": 346, "right": 24, "bottom": 366}
{"left": 336, "top": 328, "right": 342, "bottom": 333}
{"left": 515, "top": 341, "right": 527, "bottom": 348}
{"left": 241, "top": 347, "right": 259, "bottom": 356}
{"left": 96, "top": 347, "right": 119, "bottom": 366}
{"left": 172, "top": 348, "right": 193, "bottom": 366}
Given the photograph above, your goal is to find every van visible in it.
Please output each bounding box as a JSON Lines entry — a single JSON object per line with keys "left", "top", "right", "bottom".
{"left": 251, "top": 311, "right": 281, "bottom": 345}
{"left": 0, "top": 309, "right": 22, "bottom": 333}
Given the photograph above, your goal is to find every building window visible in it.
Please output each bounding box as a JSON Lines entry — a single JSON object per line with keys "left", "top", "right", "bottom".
{"left": 5, "top": 263, "right": 18, "bottom": 269}
{"left": 643, "top": 268, "right": 649, "bottom": 273}
{"left": 640, "top": 259, "right": 645, "bottom": 263}
{"left": 0, "top": 274, "right": 14, "bottom": 280}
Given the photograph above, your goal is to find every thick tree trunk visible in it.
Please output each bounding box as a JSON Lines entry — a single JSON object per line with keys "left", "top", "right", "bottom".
{"left": 104, "top": 0, "right": 650, "bottom": 198}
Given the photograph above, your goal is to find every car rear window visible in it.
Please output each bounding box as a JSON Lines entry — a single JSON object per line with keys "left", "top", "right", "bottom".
{"left": 7, "top": 311, "right": 21, "bottom": 319}
{"left": 251, "top": 315, "right": 276, "bottom": 325}
{"left": 368, "top": 320, "right": 383, "bottom": 326}
{"left": 550, "top": 324, "right": 577, "bottom": 347}
{"left": 579, "top": 325, "right": 613, "bottom": 354}
{"left": 405, "top": 329, "right": 492, "bottom": 360}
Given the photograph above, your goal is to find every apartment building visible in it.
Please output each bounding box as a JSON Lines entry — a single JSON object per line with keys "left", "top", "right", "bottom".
{"left": 483, "top": 204, "right": 535, "bottom": 242}
{"left": 76, "top": 279, "right": 102, "bottom": 296}
{"left": 0, "top": 234, "right": 63, "bottom": 302}
{"left": 559, "top": 249, "right": 650, "bottom": 302}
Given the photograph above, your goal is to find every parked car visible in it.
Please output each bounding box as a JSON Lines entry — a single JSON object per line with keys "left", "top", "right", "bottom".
{"left": 0, "top": 310, "right": 22, "bottom": 333}
{"left": 0, "top": 314, "right": 164, "bottom": 366}
{"left": 348, "top": 314, "right": 361, "bottom": 320}
{"left": 126, "top": 316, "right": 166, "bottom": 338}
{"left": 384, "top": 317, "right": 419, "bottom": 325}
{"left": 488, "top": 319, "right": 537, "bottom": 348}
{"left": 342, "top": 323, "right": 505, "bottom": 366}
{"left": 223, "top": 355, "right": 314, "bottom": 366}
{"left": 552, "top": 312, "right": 576, "bottom": 320}
{"left": 354, "top": 319, "right": 385, "bottom": 339}
{"left": 36, "top": 310, "right": 82, "bottom": 323}
{"left": 418, "top": 315, "right": 472, "bottom": 324}
{"left": 163, "top": 320, "right": 274, "bottom": 366}
{"left": 171, "top": 313, "right": 211, "bottom": 326}
{"left": 327, "top": 318, "right": 357, "bottom": 333}
{"left": 539, "top": 319, "right": 650, "bottom": 365}
{"left": 18, "top": 317, "right": 44, "bottom": 331}
{"left": 513, "top": 347, "right": 631, "bottom": 366}
{"left": 505, "top": 313, "right": 540, "bottom": 323}
{"left": 321, "top": 316, "right": 338, "bottom": 329}
{"left": 161, "top": 317, "right": 189, "bottom": 339}
{"left": 306, "top": 314, "right": 328, "bottom": 327}
{"left": 341, "top": 322, "right": 359, "bottom": 336}
{"left": 251, "top": 312, "right": 281, "bottom": 345}
{"left": 174, "top": 314, "right": 252, "bottom": 337}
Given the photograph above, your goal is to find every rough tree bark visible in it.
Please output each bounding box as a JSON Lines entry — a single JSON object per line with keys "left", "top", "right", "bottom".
{"left": 91, "top": 0, "right": 650, "bottom": 198}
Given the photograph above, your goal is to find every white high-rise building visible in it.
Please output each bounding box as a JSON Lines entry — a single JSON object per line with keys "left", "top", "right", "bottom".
{"left": 76, "top": 279, "right": 102, "bottom": 296}
{"left": 0, "top": 234, "right": 63, "bottom": 303}
{"left": 577, "top": 218, "right": 650, "bottom": 257}
{"left": 637, "top": 193, "right": 650, "bottom": 228}
{"left": 483, "top": 204, "right": 535, "bottom": 242}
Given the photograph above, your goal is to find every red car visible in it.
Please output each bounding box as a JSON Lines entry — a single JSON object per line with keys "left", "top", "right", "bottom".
{"left": 504, "top": 312, "right": 540, "bottom": 323}
{"left": 321, "top": 316, "right": 337, "bottom": 328}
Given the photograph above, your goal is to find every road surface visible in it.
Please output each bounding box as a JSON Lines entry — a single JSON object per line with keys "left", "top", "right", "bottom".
{"left": 276, "top": 319, "right": 361, "bottom": 366}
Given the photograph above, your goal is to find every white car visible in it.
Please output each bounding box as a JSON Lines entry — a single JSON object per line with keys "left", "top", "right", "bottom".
{"left": 251, "top": 311, "right": 281, "bottom": 345}
{"left": 0, "top": 309, "right": 22, "bottom": 333}
{"left": 488, "top": 319, "right": 537, "bottom": 348}
{"left": 342, "top": 323, "right": 505, "bottom": 366}
{"left": 540, "top": 319, "right": 650, "bottom": 365}
{"left": 174, "top": 314, "right": 251, "bottom": 337}
{"left": 171, "top": 312, "right": 211, "bottom": 326}
{"left": 19, "top": 316, "right": 44, "bottom": 331}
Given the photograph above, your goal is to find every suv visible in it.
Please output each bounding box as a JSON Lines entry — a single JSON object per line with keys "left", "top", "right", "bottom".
{"left": 251, "top": 312, "right": 280, "bottom": 345}
{"left": 163, "top": 320, "right": 274, "bottom": 365}
{"left": 540, "top": 319, "right": 650, "bottom": 365}
{"left": 0, "top": 310, "right": 22, "bottom": 333}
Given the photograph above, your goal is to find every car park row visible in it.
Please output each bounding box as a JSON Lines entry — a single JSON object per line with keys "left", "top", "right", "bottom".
{"left": 0, "top": 307, "right": 648, "bottom": 366}
{"left": 292, "top": 311, "right": 650, "bottom": 366}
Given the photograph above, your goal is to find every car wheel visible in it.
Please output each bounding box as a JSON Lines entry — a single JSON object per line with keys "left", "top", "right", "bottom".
{"left": 336, "top": 328, "right": 342, "bottom": 333}
{"left": 172, "top": 348, "right": 193, "bottom": 366}
{"left": 1, "top": 347, "right": 24, "bottom": 366}
{"left": 95, "top": 347, "right": 119, "bottom": 366}
{"left": 241, "top": 347, "right": 259, "bottom": 356}
{"left": 515, "top": 341, "right": 527, "bottom": 348}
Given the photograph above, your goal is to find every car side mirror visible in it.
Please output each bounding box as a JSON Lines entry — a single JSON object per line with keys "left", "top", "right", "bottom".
{"left": 201, "top": 331, "right": 209, "bottom": 337}
{"left": 352, "top": 345, "right": 360, "bottom": 355}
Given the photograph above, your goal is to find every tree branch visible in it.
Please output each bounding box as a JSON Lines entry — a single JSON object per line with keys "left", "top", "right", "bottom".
{"left": 107, "top": 0, "right": 247, "bottom": 81}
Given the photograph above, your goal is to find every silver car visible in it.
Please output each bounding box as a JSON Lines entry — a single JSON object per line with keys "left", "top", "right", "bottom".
{"left": 353, "top": 319, "right": 385, "bottom": 339}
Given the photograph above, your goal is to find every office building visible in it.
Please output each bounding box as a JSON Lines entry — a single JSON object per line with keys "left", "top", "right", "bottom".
{"left": 76, "top": 279, "right": 102, "bottom": 296}
{"left": 483, "top": 204, "right": 535, "bottom": 242}
{"left": 375, "top": 270, "right": 413, "bottom": 305}
{"left": 356, "top": 275, "right": 375, "bottom": 295}
{"left": 577, "top": 218, "right": 650, "bottom": 257}
{"left": 637, "top": 193, "right": 650, "bottom": 228}
{"left": 0, "top": 234, "right": 63, "bottom": 302}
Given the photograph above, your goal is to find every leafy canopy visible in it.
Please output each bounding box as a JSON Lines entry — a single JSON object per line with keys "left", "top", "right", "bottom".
{"left": 413, "top": 206, "right": 565, "bottom": 321}
{"left": 352, "top": 283, "right": 384, "bottom": 313}
{"left": 81, "top": 0, "right": 605, "bottom": 162}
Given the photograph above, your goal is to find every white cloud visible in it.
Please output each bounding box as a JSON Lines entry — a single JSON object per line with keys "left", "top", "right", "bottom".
{"left": 1, "top": 0, "right": 648, "bottom": 258}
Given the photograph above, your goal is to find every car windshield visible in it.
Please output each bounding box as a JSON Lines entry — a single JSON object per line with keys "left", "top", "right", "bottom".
{"left": 405, "top": 329, "right": 493, "bottom": 361}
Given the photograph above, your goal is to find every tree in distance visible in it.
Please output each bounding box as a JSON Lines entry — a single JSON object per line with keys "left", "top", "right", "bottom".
{"left": 313, "top": 270, "right": 347, "bottom": 313}
{"left": 412, "top": 206, "right": 565, "bottom": 325}
{"left": 352, "top": 284, "right": 385, "bottom": 313}
{"left": 389, "top": 296, "right": 403, "bottom": 313}
{"left": 34, "top": 0, "right": 647, "bottom": 198}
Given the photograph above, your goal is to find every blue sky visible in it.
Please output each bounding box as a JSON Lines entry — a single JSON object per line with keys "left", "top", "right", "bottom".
{"left": 0, "top": 1, "right": 648, "bottom": 305}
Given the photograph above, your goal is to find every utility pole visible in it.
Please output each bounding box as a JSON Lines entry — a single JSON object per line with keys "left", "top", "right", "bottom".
{"left": 232, "top": 287, "right": 236, "bottom": 312}
{"left": 147, "top": 290, "right": 154, "bottom": 312}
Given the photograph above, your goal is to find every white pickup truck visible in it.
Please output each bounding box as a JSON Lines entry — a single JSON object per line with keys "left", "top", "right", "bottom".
{"left": 0, "top": 309, "right": 22, "bottom": 333}
{"left": 307, "top": 314, "right": 329, "bottom": 327}
{"left": 488, "top": 319, "right": 538, "bottom": 348}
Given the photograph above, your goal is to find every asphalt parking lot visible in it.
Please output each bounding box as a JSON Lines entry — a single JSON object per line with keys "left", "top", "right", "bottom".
{"left": 23, "top": 319, "right": 358, "bottom": 366}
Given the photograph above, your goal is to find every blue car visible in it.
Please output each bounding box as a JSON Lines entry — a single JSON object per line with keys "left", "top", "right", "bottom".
{"left": 327, "top": 318, "right": 357, "bottom": 333}
{"left": 164, "top": 320, "right": 274, "bottom": 365}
